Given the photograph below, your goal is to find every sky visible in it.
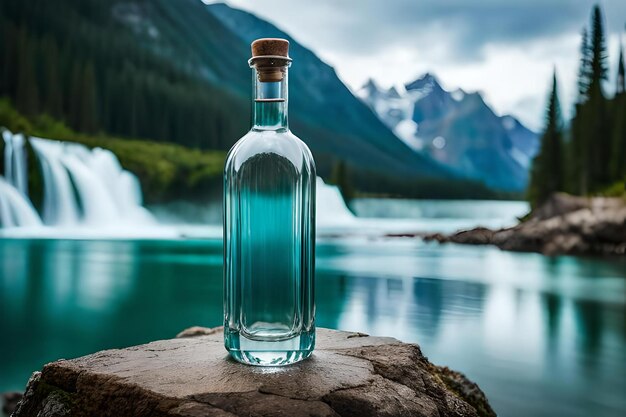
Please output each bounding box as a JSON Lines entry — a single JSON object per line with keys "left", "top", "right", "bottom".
{"left": 207, "top": 0, "right": 626, "bottom": 131}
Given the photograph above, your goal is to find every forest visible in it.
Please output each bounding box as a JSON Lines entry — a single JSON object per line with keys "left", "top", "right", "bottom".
{"left": 529, "top": 5, "right": 626, "bottom": 206}
{"left": 0, "top": 0, "right": 248, "bottom": 150}
{"left": 0, "top": 0, "right": 504, "bottom": 201}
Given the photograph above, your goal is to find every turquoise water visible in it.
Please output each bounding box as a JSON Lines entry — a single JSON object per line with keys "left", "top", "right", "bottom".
{"left": 1, "top": 200, "right": 625, "bottom": 416}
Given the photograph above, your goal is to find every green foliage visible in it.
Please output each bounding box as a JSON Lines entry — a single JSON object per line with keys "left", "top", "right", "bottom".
{"left": 597, "top": 180, "right": 626, "bottom": 198}
{"left": 529, "top": 72, "right": 564, "bottom": 208}
{"left": 0, "top": 98, "right": 225, "bottom": 203}
{"left": 0, "top": 0, "right": 248, "bottom": 150}
{"left": 0, "top": 98, "right": 32, "bottom": 132}
{"left": 0, "top": 0, "right": 526, "bottom": 200}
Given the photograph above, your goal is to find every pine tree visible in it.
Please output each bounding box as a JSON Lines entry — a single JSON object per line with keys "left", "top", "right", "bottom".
{"left": 617, "top": 43, "right": 625, "bottom": 95}
{"left": 569, "top": 5, "right": 611, "bottom": 194}
{"left": 586, "top": 5, "right": 610, "bottom": 189}
{"left": 576, "top": 28, "right": 591, "bottom": 102}
{"left": 610, "top": 42, "right": 626, "bottom": 180}
{"left": 41, "top": 37, "right": 63, "bottom": 118}
{"left": 528, "top": 72, "right": 564, "bottom": 207}
{"left": 588, "top": 6, "right": 608, "bottom": 89}
{"left": 15, "top": 28, "right": 39, "bottom": 116}
{"left": 568, "top": 28, "right": 591, "bottom": 194}
{"left": 68, "top": 61, "right": 83, "bottom": 130}
{"left": 80, "top": 61, "right": 98, "bottom": 133}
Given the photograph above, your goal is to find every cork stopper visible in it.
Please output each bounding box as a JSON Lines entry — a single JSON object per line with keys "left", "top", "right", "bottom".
{"left": 249, "top": 38, "right": 291, "bottom": 82}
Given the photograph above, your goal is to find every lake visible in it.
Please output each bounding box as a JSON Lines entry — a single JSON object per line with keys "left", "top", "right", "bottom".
{"left": 1, "top": 199, "right": 625, "bottom": 417}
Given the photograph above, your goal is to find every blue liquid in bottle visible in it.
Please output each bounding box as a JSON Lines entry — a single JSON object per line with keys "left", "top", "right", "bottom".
{"left": 223, "top": 39, "right": 315, "bottom": 366}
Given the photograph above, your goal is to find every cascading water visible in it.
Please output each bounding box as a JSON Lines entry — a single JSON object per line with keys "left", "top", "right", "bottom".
{"left": 0, "top": 177, "right": 42, "bottom": 228}
{"left": 0, "top": 130, "right": 40, "bottom": 228}
{"left": 0, "top": 129, "right": 356, "bottom": 236}
{"left": 30, "top": 137, "right": 155, "bottom": 227}
{"left": 29, "top": 138, "right": 80, "bottom": 225}
{"left": 1, "top": 130, "right": 154, "bottom": 230}
{"left": 2, "top": 130, "right": 28, "bottom": 196}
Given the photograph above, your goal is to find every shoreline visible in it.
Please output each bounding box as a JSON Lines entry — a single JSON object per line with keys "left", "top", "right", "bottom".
{"left": 420, "top": 193, "right": 626, "bottom": 256}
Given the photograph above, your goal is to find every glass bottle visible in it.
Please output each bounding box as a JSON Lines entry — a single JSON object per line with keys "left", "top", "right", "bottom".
{"left": 223, "top": 38, "right": 316, "bottom": 366}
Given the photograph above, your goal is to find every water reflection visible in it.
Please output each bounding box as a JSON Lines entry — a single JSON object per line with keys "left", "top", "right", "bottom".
{"left": 0, "top": 238, "right": 625, "bottom": 417}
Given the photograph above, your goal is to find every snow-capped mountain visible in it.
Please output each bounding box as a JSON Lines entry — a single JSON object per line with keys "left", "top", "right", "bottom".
{"left": 358, "top": 74, "right": 539, "bottom": 191}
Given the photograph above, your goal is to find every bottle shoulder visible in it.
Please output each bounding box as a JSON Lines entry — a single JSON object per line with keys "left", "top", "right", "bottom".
{"left": 225, "top": 129, "right": 315, "bottom": 175}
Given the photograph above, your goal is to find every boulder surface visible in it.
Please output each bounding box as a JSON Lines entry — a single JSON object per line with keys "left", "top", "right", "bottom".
{"left": 12, "top": 327, "right": 495, "bottom": 417}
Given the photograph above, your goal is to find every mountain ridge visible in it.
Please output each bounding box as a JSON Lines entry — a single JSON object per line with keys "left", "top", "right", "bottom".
{"left": 359, "top": 73, "right": 539, "bottom": 191}
{"left": 0, "top": 0, "right": 503, "bottom": 198}
{"left": 206, "top": 2, "right": 452, "bottom": 179}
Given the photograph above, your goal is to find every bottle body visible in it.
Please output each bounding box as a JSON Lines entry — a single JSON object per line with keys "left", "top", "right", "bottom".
{"left": 223, "top": 122, "right": 316, "bottom": 366}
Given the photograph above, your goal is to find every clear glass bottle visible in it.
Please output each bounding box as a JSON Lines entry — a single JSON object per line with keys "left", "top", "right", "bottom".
{"left": 223, "top": 39, "right": 316, "bottom": 366}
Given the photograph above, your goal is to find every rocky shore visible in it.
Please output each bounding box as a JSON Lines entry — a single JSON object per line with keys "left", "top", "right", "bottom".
{"left": 423, "top": 193, "right": 626, "bottom": 256}
{"left": 8, "top": 327, "right": 495, "bottom": 417}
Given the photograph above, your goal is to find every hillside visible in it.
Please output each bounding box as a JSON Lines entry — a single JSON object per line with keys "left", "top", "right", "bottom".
{"left": 0, "top": 0, "right": 484, "bottom": 197}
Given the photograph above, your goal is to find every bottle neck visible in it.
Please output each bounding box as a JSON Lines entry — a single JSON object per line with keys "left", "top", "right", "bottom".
{"left": 252, "top": 66, "right": 288, "bottom": 131}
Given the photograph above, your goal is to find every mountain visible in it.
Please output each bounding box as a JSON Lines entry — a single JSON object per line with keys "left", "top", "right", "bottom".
{"left": 358, "top": 74, "right": 539, "bottom": 191}
{"left": 205, "top": 2, "right": 451, "bottom": 179}
{"left": 0, "top": 0, "right": 459, "bottom": 195}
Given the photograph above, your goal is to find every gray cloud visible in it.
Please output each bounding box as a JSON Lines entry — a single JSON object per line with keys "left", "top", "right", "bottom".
{"left": 221, "top": 0, "right": 626, "bottom": 128}
{"left": 226, "top": 0, "right": 626, "bottom": 63}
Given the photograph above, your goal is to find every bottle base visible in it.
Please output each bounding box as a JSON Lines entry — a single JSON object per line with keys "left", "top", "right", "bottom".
{"left": 224, "top": 327, "right": 315, "bottom": 366}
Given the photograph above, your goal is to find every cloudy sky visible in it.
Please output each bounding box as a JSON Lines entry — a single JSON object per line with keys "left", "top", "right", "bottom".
{"left": 211, "top": 0, "right": 625, "bottom": 131}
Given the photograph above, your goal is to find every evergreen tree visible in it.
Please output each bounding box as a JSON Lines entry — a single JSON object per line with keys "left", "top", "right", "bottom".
{"left": 15, "top": 29, "right": 39, "bottom": 116}
{"left": 586, "top": 5, "right": 610, "bottom": 189}
{"left": 41, "top": 37, "right": 63, "bottom": 118}
{"left": 588, "top": 6, "right": 608, "bottom": 89}
{"left": 576, "top": 28, "right": 591, "bottom": 102}
{"left": 617, "top": 43, "right": 625, "bottom": 95}
{"left": 529, "top": 72, "right": 564, "bottom": 207}
{"left": 610, "top": 42, "right": 626, "bottom": 180}
{"left": 569, "top": 5, "right": 610, "bottom": 194}
{"left": 68, "top": 61, "right": 83, "bottom": 130}
{"left": 80, "top": 61, "right": 98, "bottom": 133}
{"left": 568, "top": 28, "right": 591, "bottom": 194}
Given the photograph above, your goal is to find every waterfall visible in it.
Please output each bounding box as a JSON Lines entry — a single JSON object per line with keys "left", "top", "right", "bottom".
{"left": 29, "top": 138, "right": 81, "bottom": 225}
{"left": 29, "top": 137, "right": 154, "bottom": 227}
{"left": 316, "top": 177, "right": 356, "bottom": 228}
{"left": 2, "top": 130, "right": 28, "bottom": 196}
{"left": 0, "top": 177, "right": 41, "bottom": 228}
{"left": 1, "top": 130, "right": 154, "bottom": 229}
{"left": 0, "top": 128, "right": 355, "bottom": 236}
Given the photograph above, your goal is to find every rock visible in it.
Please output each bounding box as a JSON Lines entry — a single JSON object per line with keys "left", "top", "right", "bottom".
{"left": 425, "top": 194, "right": 626, "bottom": 256}
{"left": 12, "top": 327, "right": 496, "bottom": 417}
{"left": 176, "top": 326, "right": 222, "bottom": 338}
{"left": 530, "top": 192, "right": 590, "bottom": 221}
{"left": 449, "top": 228, "right": 495, "bottom": 245}
{"left": 2, "top": 391, "right": 22, "bottom": 416}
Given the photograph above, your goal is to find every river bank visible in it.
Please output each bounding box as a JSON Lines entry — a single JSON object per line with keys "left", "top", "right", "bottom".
{"left": 423, "top": 193, "right": 626, "bottom": 256}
